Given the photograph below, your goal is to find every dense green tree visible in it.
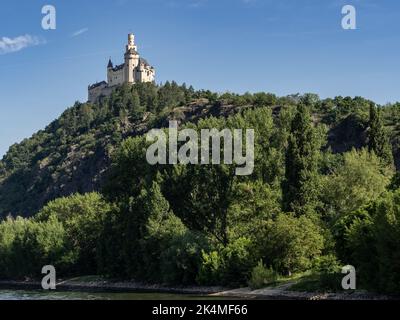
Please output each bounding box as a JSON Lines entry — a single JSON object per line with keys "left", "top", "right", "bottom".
{"left": 322, "top": 149, "right": 393, "bottom": 221}
{"left": 159, "top": 231, "right": 209, "bottom": 285}
{"left": 131, "top": 181, "right": 185, "bottom": 280}
{"left": 227, "top": 181, "right": 281, "bottom": 241}
{"left": 164, "top": 163, "right": 235, "bottom": 246}
{"left": 197, "top": 237, "right": 256, "bottom": 286}
{"left": 345, "top": 190, "right": 400, "bottom": 292}
{"left": 0, "top": 216, "right": 66, "bottom": 279}
{"left": 282, "top": 104, "right": 324, "bottom": 215}
{"left": 368, "top": 102, "right": 394, "bottom": 167}
{"left": 162, "top": 116, "right": 235, "bottom": 245}
{"left": 35, "top": 192, "right": 114, "bottom": 274}
{"left": 103, "top": 136, "right": 157, "bottom": 201}
{"left": 300, "top": 93, "right": 320, "bottom": 109}
{"left": 259, "top": 213, "right": 324, "bottom": 275}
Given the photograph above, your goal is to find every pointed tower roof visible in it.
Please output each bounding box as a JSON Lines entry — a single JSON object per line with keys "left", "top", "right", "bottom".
{"left": 107, "top": 58, "right": 113, "bottom": 69}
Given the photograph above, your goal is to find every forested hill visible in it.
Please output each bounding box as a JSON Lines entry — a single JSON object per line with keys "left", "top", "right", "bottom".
{"left": 1, "top": 82, "right": 400, "bottom": 217}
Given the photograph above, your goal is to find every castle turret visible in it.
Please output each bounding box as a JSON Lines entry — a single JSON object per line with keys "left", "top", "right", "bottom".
{"left": 107, "top": 58, "right": 114, "bottom": 83}
{"left": 126, "top": 33, "right": 137, "bottom": 51}
{"left": 107, "top": 58, "right": 113, "bottom": 69}
{"left": 124, "top": 33, "right": 139, "bottom": 83}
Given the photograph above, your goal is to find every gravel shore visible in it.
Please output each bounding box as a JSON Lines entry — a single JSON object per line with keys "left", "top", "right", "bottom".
{"left": 0, "top": 278, "right": 397, "bottom": 300}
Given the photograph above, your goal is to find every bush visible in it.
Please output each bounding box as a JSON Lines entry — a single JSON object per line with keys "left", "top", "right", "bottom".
{"left": 260, "top": 214, "right": 324, "bottom": 275}
{"left": 197, "top": 237, "right": 256, "bottom": 287}
{"left": 196, "top": 251, "right": 223, "bottom": 286}
{"left": 160, "top": 231, "right": 209, "bottom": 285}
{"left": 248, "top": 260, "right": 278, "bottom": 289}
{"left": 312, "top": 255, "right": 342, "bottom": 291}
{"left": 0, "top": 216, "right": 67, "bottom": 279}
{"left": 221, "top": 237, "right": 256, "bottom": 286}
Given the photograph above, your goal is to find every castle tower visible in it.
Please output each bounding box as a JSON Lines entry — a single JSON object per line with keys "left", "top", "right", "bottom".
{"left": 124, "top": 33, "right": 139, "bottom": 83}
{"left": 126, "top": 33, "right": 137, "bottom": 51}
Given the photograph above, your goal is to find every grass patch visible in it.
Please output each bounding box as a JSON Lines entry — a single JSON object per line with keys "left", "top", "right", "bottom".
{"left": 289, "top": 274, "right": 322, "bottom": 292}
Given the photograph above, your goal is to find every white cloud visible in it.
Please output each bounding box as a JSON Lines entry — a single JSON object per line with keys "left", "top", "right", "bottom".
{"left": 71, "top": 28, "right": 89, "bottom": 38}
{"left": 0, "top": 34, "right": 45, "bottom": 55}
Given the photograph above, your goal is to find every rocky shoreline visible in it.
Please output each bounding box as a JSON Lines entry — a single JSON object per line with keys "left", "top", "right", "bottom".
{"left": 0, "top": 279, "right": 225, "bottom": 296}
{"left": 0, "top": 278, "right": 396, "bottom": 300}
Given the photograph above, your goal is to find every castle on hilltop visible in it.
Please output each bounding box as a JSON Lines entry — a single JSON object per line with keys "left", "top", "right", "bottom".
{"left": 88, "top": 34, "right": 156, "bottom": 103}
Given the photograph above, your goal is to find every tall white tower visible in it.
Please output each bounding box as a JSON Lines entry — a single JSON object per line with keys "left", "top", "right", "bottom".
{"left": 124, "top": 33, "right": 139, "bottom": 83}
{"left": 126, "top": 33, "right": 137, "bottom": 51}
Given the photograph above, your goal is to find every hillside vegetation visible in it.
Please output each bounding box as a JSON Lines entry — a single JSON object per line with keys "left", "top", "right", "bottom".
{"left": 1, "top": 82, "right": 400, "bottom": 293}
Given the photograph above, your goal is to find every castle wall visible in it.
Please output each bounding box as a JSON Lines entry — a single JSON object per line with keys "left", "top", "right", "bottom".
{"left": 88, "top": 83, "right": 106, "bottom": 103}
{"left": 135, "top": 65, "right": 155, "bottom": 83}
{"left": 88, "top": 83, "right": 114, "bottom": 104}
{"left": 108, "top": 67, "right": 125, "bottom": 87}
{"left": 142, "top": 67, "right": 155, "bottom": 82}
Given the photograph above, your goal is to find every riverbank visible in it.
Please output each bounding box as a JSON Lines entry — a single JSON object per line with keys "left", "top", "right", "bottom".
{"left": 0, "top": 277, "right": 226, "bottom": 296}
{"left": 0, "top": 276, "right": 397, "bottom": 300}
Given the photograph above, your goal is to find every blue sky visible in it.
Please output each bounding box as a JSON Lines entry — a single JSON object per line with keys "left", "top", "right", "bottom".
{"left": 0, "top": 0, "right": 400, "bottom": 157}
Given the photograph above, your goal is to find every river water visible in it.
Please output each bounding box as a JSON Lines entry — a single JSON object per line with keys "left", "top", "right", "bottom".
{"left": 0, "top": 289, "right": 227, "bottom": 300}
